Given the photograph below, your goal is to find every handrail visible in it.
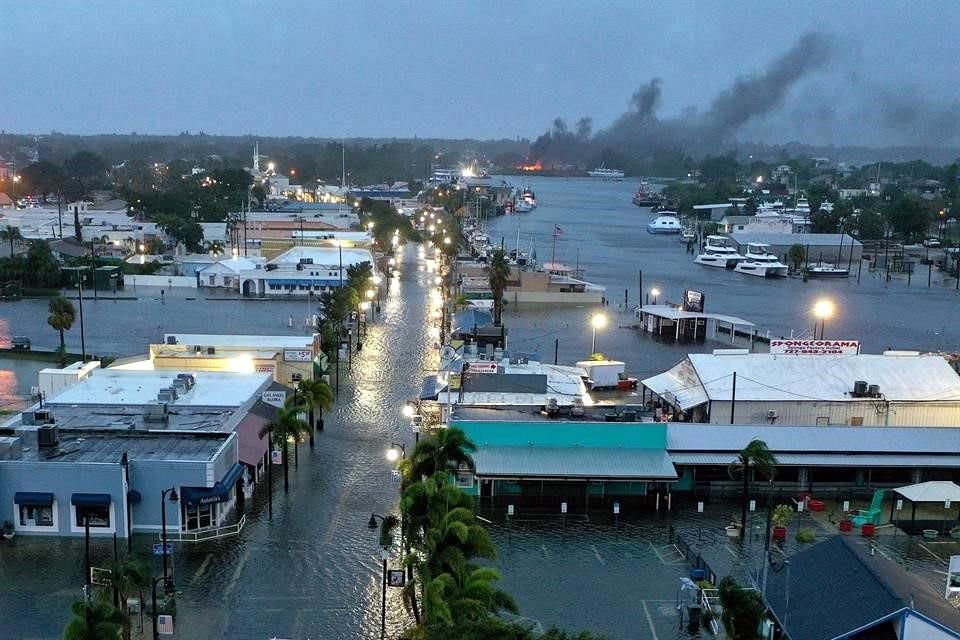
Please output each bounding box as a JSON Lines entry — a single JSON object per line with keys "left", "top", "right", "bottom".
{"left": 700, "top": 587, "right": 721, "bottom": 635}
{"left": 159, "top": 514, "right": 246, "bottom": 543}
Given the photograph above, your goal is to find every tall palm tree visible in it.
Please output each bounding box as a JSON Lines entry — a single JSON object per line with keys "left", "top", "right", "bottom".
{"left": 406, "top": 427, "right": 476, "bottom": 481}
{"left": 62, "top": 594, "right": 126, "bottom": 640}
{"left": 1, "top": 224, "right": 24, "bottom": 257}
{"left": 429, "top": 559, "right": 517, "bottom": 627}
{"left": 206, "top": 239, "right": 224, "bottom": 256}
{"left": 47, "top": 296, "right": 76, "bottom": 360}
{"left": 729, "top": 438, "right": 778, "bottom": 531}
{"left": 258, "top": 403, "right": 309, "bottom": 492}
{"left": 297, "top": 378, "right": 334, "bottom": 447}
{"left": 485, "top": 249, "right": 511, "bottom": 326}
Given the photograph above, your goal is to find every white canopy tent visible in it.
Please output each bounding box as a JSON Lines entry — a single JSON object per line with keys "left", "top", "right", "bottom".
{"left": 893, "top": 481, "right": 960, "bottom": 533}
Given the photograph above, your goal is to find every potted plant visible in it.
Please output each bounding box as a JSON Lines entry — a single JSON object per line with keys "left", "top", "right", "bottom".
{"left": 771, "top": 504, "right": 792, "bottom": 541}
{"left": 1, "top": 521, "right": 15, "bottom": 540}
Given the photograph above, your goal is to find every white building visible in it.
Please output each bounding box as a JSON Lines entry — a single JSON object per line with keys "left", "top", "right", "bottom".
{"left": 197, "top": 256, "right": 264, "bottom": 289}
{"left": 222, "top": 245, "right": 377, "bottom": 297}
{"left": 642, "top": 351, "right": 960, "bottom": 426}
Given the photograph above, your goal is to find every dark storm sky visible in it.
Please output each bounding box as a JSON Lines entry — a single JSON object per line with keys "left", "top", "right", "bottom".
{"left": 2, "top": 1, "right": 958, "bottom": 146}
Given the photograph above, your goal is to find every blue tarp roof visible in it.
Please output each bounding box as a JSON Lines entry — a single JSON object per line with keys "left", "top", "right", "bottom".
{"left": 420, "top": 376, "right": 445, "bottom": 401}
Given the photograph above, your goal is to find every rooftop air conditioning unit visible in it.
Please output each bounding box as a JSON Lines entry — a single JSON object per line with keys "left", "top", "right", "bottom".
{"left": 157, "top": 388, "right": 178, "bottom": 403}
{"left": 194, "top": 345, "right": 203, "bottom": 353}
{"left": 868, "top": 384, "right": 881, "bottom": 397}
{"left": 853, "top": 380, "right": 867, "bottom": 397}
{"left": 207, "top": 347, "right": 215, "bottom": 355}
{"left": 143, "top": 402, "right": 169, "bottom": 423}
{"left": 176, "top": 373, "right": 195, "bottom": 389}
{"left": 37, "top": 425, "right": 59, "bottom": 448}
{"left": 171, "top": 379, "right": 188, "bottom": 394}
{"left": 166, "top": 336, "right": 178, "bottom": 345}
{"left": 767, "top": 410, "right": 778, "bottom": 423}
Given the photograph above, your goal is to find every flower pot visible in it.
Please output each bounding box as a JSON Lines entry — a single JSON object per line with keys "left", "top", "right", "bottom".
{"left": 861, "top": 523, "right": 876, "bottom": 537}
{"left": 808, "top": 499, "right": 825, "bottom": 512}
{"left": 772, "top": 526, "right": 787, "bottom": 541}
{"left": 838, "top": 520, "right": 853, "bottom": 533}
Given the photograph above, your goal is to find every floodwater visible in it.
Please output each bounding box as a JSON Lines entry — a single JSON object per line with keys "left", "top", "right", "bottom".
{"left": 487, "top": 176, "right": 960, "bottom": 378}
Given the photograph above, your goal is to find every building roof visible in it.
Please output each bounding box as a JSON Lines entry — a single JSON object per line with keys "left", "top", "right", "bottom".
{"left": 473, "top": 447, "right": 677, "bottom": 480}
{"left": 895, "top": 480, "right": 960, "bottom": 504}
{"left": 47, "top": 370, "right": 271, "bottom": 407}
{"left": 729, "top": 232, "right": 862, "bottom": 247}
{"left": 636, "top": 304, "right": 755, "bottom": 327}
{"left": 0, "top": 430, "right": 230, "bottom": 463}
{"left": 269, "top": 246, "right": 374, "bottom": 268}
{"left": 766, "top": 536, "right": 960, "bottom": 640}
{"left": 644, "top": 353, "right": 960, "bottom": 407}
{"left": 0, "top": 193, "right": 13, "bottom": 206}
{"left": 163, "top": 334, "right": 315, "bottom": 349}
{"left": 197, "top": 257, "right": 263, "bottom": 273}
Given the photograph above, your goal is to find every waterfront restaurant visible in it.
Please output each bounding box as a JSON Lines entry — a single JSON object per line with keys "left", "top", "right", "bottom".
{"left": 0, "top": 428, "right": 238, "bottom": 538}
{"left": 641, "top": 351, "right": 960, "bottom": 426}
{"left": 450, "top": 408, "right": 960, "bottom": 512}
{"left": 234, "top": 245, "right": 378, "bottom": 297}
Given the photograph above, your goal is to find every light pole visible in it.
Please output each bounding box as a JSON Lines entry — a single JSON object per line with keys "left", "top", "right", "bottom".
{"left": 590, "top": 313, "right": 607, "bottom": 354}
{"left": 649, "top": 287, "right": 661, "bottom": 305}
{"left": 151, "top": 575, "right": 175, "bottom": 640}
{"left": 386, "top": 442, "right": 406, "bottom": 462}
{"left": 813, "top": 299, "right": 834, "bottom": 340}
{"left": 367, "top": 514, "right": 395, "bottom": 640}
{"left": 159, "top": 487, "right": 178, "bottom": 584}
{"left": 76, "top": 275, "right": 86, "bottom": 361}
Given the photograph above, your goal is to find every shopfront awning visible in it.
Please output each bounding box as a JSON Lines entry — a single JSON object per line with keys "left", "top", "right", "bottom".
{"left": 71, "top": 493, "right": 112, "bottom": 507}
{"left": 180, "top": 463, "right": 244, "bottom": 507}
{"left": 14, "top": 492, "right": 54, "bottom": 506}
{"left": 474, "top": 447, "right": 678, "bottom": 480}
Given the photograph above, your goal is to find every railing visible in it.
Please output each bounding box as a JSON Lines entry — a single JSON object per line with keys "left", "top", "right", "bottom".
{"left": 700, "top": 588, "right": 722, "bottom": 635}
{"left": 159, "top": 514, "right": 246, "bottom": 543}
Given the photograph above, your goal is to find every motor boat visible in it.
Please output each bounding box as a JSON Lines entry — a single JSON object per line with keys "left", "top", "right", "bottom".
{"left": 515, "top": 199, "right": 533, "bottom": 213}
{"left": 632, "top": 181, "right": 661, "bottom": 207}
{"left": 588, "top": 165, "right": 625, "bottom": 180}
{"left": 646, "top": 215, "right": 682, "bottom": 235}
{"left": 806, "top": 263, "right": 849, "bottom": 278}
{"left": 734, "top": 243, "right": 788, "bottom": 277}
{"left": 519, "top": 187, "right": 537, "bottom": 208}
{"left": 694, "top": 235, "right": 743, "bottom": 269}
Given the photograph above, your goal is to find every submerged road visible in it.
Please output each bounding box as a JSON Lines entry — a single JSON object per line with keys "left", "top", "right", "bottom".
{"left": 0, "top": 244, "right": 434, "bottom": 639}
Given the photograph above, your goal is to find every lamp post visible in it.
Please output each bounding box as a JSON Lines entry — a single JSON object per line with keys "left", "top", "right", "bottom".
{"left": 367, "top": 514, "right": 394, "bottom": 640}
{"left": 813, "top": 298, "right": 834, "bottom": 340}
{"left": 649, "top": 287, "right": 661, "bottom": 305}
{"left": 159, "top": 487, "right": 178, "bottom": 584}
{"left": 386, "top": 442, "right": 406, "bottom": 462}
{"left": 590, "top": 313, "right": 607, "bottom": 354}
{"left": 151, "top": 575, "right": 175, "bottom": 640}
{"left": 76, "top": 275, "right": 86, "bottom": 361}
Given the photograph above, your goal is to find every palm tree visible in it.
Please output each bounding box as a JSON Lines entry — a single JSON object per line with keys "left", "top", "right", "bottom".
{"left": 406, "top": 427, "right": 476, "bottom": 481}
{"left": 47, "top": 296, "right": 76, "bottom": 361}
{"left": 429, "top": 559, "right": 517, "bottom": 627}
{"left": 729, "top": 438, "right": 778, "bottom": 531}
{"left": 485, "top": 249, "right": 511, "bottom": 326}
{"left": 62, "top": 594, "right": 126, "bottom": 640}
{"left": 258, "top": 403, "right": 309, "bottom": 492}
{"left": 106, "top": 556, "right": 151, "bottom": 640}
{"left": 206, "top": 239, "right": 224, "bottom": 256}
{"left": 1, "top": 224, "right": 24, "bottom": 257}
{"left": 297, "top": 378, "right": 334, "bottom": 447}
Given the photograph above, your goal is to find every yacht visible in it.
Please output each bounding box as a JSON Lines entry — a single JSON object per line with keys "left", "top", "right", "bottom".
{"left": 588, "top": 165, "right": 625, "bottom": 180}
{"left": 734, "top": 243, "right": 789, "bottom": 277}
{"left": 632, "top": 181, "right": 661, "bottom": 207}
{"left": 515, "top": 199, "right": 533, "bottom": 213}
{"left": 806, "top": 263, "right": 849, "bottom": 278}
{"left": 519, "top": 187, "right": 537, "bottom": 208}
{"left": 646, "top": 215, "right": 682, "bottom": 235}
{"left": 694, "top": 235, "right": 743, "bottom": 269}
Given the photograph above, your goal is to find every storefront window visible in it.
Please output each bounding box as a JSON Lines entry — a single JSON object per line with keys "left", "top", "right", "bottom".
{"left": 76, "top": 504, "right": 111, "bottom": 528}
{"left": 19, "top": 504, "right": 54, "bottom": 527}
{"left": 184, "top": 504, "right": 214, "bottom": 530}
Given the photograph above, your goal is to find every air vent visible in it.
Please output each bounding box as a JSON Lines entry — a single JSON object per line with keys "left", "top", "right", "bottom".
{"left": 37, "top": 425, "right": 59, "bottom": 448}
{"left": 143, "top": 402, "right": 169, "bottom": 423}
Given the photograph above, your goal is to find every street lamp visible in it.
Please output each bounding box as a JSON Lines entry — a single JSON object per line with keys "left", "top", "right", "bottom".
{"left": 366, "top": 514, "right": 395, "bottom": 640}
{"left": 159, "top": 487, "right": 178, "bottom": 584}
{"left": 649, "top": 287, "right": 661, "bottom": 305}
{"left": 813, "top": 298, "right": 834, "bottom": 339}
{"left": 386, "top": 442, "right": 406, "bottom": 462}
{"left": 401, "top": 402, "right": 415, "bottom": 419}
{"left": 151, "top": 575, "right": 176, "bottom": 640}
{"left": 590, "top": 313, "right": 607, "bottom": 354}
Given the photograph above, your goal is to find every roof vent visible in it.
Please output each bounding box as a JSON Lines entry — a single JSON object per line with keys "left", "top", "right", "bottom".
{"left": 37, "top": 425, "right": 59, "bottom": 448}
{"left": 157, "top": 388, "right": 178, "bottom": 403}
{"left": 143, "top": 402, "right": 169, "bottom": 423}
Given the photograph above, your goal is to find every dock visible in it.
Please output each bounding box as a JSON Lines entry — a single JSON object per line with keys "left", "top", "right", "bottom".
{"left": 634, "top": 304, "right": 759, "bottom": 346}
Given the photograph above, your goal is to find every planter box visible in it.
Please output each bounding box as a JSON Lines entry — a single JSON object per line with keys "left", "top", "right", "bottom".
{"left": 772, "top": 526, "right": 787, "bottom": 541}
{"left": 808, "top": 499, "right": 825, "bottom": 512}
{"left": 861, "top": 523, "right": 876, "bottom": 537}
{"left": 839, "top": 520, "right": 853, "bottom": 533}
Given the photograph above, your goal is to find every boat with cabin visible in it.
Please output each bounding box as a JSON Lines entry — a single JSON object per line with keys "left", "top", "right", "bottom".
{"left": 632, "top": 180, "right": 661, "bottom": 207}
{"left": 588, "top": 165, "right": 625, "bottom": 180}
{"left": 646, "top": 215, "right": 682, "bottom": 235}
{"left": 694, "top": 235, "right": 744, "bottom": 269}
{"left": 733, "top": 243, "right": 788, "bottom": 277}
{"left": 806, "top": 263, "right": 850, "bottom": 278}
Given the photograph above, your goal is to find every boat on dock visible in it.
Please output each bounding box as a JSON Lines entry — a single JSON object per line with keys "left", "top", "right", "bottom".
{"left": 632, "top": 181, "right": 661, "bottom": 207}
{"left": 734, "top": 243, "right": 788, "bottom": 278}
{"left": 588, "top": 165, "right": 625, "bottom": 180}
{"left": 806, "top": 264, "right": 850, "bottom": 278}
{"left": 647, "top": 215, "right": 682, "bottom": 235}
{"left": 694, "top": 235, "right": 743, "bottom": 269}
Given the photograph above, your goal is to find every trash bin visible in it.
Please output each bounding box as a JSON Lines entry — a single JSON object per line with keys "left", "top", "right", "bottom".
{"left": 689, "top": 569, "right": 705, "bottom": 581}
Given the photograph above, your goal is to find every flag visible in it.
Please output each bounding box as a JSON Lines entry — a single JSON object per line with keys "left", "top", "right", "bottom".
{"left": 554, "top": 225, "right": 563, "bottom": 234}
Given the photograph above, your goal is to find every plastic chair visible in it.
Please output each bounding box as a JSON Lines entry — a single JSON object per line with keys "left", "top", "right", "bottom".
{"left": 852, "top": 489, "right": 885, "bottom": 527}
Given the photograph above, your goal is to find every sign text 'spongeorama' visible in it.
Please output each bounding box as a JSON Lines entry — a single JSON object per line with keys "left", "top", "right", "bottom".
{"left": 769, "top": 339, "right": 860, "bottom": 356}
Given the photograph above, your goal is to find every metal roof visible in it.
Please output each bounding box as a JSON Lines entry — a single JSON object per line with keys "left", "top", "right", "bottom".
{"left": 6, "top": 430, "right": 231, "bottom": 463}
{"left": 666, "top": 424, "right": 960, "bottom": 454}
{"left": 729, "top": 232, "right": 862, "bottom": 247}
{"left": 649, "top": 353, "right": 960, "bottom": 404}
{"left": 894, "top": 480, "right": 960, "bottom": 503}
{"left": 163, "top": 334, "right": 314, "bottom": 349}
{"left": 636, "top": 304, "right": 756, "bottom": 327}
{"left": 474, "top": 447, "right": 677, "bottom": 479}
{"left": 47, "top": 370, "right": 272, "bottom": 407}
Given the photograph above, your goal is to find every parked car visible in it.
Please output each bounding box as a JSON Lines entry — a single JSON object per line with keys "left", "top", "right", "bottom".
{"left": 923, "top": 238, "right": 942, "bottom": 248}
{"left": 11, "top": 336, "right": 31, "bottom": 350}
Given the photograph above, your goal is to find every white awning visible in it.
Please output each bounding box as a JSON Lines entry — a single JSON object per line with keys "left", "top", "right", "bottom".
{"left": 894, "top": 480, "right": 960, "bottom": 503}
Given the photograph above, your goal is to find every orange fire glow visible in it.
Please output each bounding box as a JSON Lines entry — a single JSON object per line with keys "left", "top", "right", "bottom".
{"left": 518, "top": 161, "right": 543, "bottom": 172}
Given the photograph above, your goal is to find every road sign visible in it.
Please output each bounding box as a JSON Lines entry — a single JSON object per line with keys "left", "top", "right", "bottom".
{"left": 387, "top": 569, "right": 406, "bottom": 587}
{"left": 152, "top": 542, "right": 174, "bottom": 556}
{"left": 507, "top": 504, "right": 514, "bottom": 516}
{"left": 749, "top": 500, "right": 756, "bottom": 512}
{"left": 391, "top": 470, "right": 401, "bottom": 483}
{"left": 613, "top": 502, "right": 620, "bottom": 515}
{"left": 697, "top": 502, "right": 704, "bottom": 513}
{"left": 90, "top": 566, "right": 112, "bottom": 586}
{"left": 560, "top": 502, "right": 568, "bottom": 514}
{"left": 271, "top": 449, "right": 283, "bottom": 465}
{"left": 157, "top": 614, "right": 174, "bottom": 635}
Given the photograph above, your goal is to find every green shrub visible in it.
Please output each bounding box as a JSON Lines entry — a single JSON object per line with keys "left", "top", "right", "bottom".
{"left": 796, "top": 529, "right": 816, "bottom": 543}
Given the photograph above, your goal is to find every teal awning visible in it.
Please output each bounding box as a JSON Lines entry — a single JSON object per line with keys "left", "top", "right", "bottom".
{"left": 473, "top": 447, "right": 677, "bottom": 480}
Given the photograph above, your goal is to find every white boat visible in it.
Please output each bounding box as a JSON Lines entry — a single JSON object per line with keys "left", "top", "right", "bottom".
{"left": 734, "top": 243, "right": 788, "bottom": 278}
{"left": 587, "top": 165, "right": 625, "bottom": 180}
{"left": 806, "top": 263, "right": 849, "bottom": 278}
{"left": 646, "top": 215, "right": 682, "bottom": 235}
{"left": 515, "top": 199, "right": 533, "bottom": 213}
{"left": 694, "top": 235, "right": 743, "bottom": 269}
